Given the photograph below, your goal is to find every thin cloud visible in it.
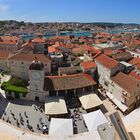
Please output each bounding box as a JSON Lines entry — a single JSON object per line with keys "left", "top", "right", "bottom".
{"left": 0, "top": 4, "right": 9, "bottom": 13}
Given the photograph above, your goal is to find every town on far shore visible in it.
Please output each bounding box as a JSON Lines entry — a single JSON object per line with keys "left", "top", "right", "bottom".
{"left": 0, "top": 21, "right": 140, "bottom": 140}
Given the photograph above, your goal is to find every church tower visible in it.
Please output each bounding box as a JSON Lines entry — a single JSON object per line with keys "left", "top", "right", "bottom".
{"left": 28, "top": 58, "right": 45, "bottom": 101}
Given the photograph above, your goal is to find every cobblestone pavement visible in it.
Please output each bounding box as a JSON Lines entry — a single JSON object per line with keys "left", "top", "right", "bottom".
{"left": 1, "top": 102, "right": 50, "bottom": 134}
{"left": 0, "top": 90, "right": 124, "bottom": 135}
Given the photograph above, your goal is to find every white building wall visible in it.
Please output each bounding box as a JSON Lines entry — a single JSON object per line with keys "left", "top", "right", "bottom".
{"left": 44, "top": 63, "right": 51, "bottom": 75}
{"left": 29, "top": 70, "right": 44, "bottom": 91}
{"left": 108, "top": 82, "right": 125, "bottom": 103}
{"left": 96, "top": 57, "right": 140, "bottom": 110}
{"left": 108, "top": 80, "right": 140, "bottom": 107}
{"left": 28, "top": 69, "right": 49, "bottom": 101}
{"left": 9, "top": 60, "right": 30, "bottom": 80}
{"left": 27, "top": 91, "right": 49, "bottom": 101}
{"left": 96, "top": 60, "right": 124, "bottom": 90}
{"left": 9, "top": 60, "right": 51, "bottom": 80}
{"left": 96, "top": 61, "right": 111, "bottom": 90}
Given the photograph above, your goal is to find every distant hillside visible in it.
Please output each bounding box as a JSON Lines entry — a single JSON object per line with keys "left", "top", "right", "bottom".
{"left": 0, "top": 20, "right": 25, "bottom": 28}
{"left": 87, "top": 22, "right": 139, "bottom": 28}
{"left": 0, "top": 20, "right": 139, "bottom": 35}
{"left": 0, "top": 20, "right": 139, "bottom": 28}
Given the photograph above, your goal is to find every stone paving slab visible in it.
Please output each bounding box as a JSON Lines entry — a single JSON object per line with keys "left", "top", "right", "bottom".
{"left": 1, "top": 103, "right": 50, "bottom": 134}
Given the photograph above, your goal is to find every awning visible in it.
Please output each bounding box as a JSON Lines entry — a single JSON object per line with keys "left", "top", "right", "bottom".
{"left": 106, "top": 92, "right": 128, "bottom": 112}
{"left": 83, "top": 109, "right": 108, "bottom": 132}
{"left": 49, "top": 118, "right": 73, "bottom": 136}
{"left": 78, "top": 93, "right": 102, "bottom": 110}
{"left": 45, "top": 97, "right": 68, "bottom": 115}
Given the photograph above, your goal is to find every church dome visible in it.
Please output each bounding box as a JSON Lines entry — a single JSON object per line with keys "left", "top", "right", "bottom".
{"left": 29, "top": 60, "right": 44, "bottom": 70}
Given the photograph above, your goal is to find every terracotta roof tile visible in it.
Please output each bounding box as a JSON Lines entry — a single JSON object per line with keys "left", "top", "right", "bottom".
{"left": 103, "top": 48, "right": 113, "bottom": 56}
{"left": 95, "top": 54, "right": 118, "bottom": 69}
{"left": 129, "top": 71, "right": 140, "bottom": 80}
{"left": 44, "top": 74, "right": 96, "bottom": 91}
{"left": 72, "top": 47, "right": 81, "bottom": 53}
{"left": 32, "top": 37, "right": 46, "bottom": 43}
{"left": 1, "top": 36, "right": 19, "bottom": 41}
{"left": 21, "top": 41, "right": 33, "bottom": 48}
{"left": 9, "top": 52, "right": 51, "bottom": 63}
{"left": 0, "top": 36, "right": 19, "bottom": 45}
{"left": 128, "top": 57, "right": 140, "bottom": 69}
{"left": 0, "top": 40, "right": 17, "bottom": 45}
{"left": 49, "top": 36, "right": 70, "bottom": 41}
{"left": 112, "top": 52, "right": 132, "bottom": 60}
{"left": 90, "top": 47, "right": 100, "bottom": 52}
{"left": 81, "top": 61, "right": 96, "bottom": 69}
{"left": 111, "top": 72, "right": 140, "bottom": 94}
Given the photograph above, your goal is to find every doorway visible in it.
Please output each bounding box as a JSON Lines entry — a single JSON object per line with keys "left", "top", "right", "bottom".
{"left": 15, "top": 93, "right": 20, "bottom": 99}
{"left": 35, "top": 96, "right": 40, "bottom": 101}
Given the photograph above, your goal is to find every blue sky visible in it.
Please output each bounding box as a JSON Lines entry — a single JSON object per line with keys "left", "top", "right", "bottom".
{"left": 0, "top": 0, "right": 139, "bottom": 23}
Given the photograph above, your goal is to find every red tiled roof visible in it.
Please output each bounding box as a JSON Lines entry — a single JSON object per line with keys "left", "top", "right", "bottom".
{"left": 49, "top": 36, "right": 70, "bottom": 41}
{"left": 64, "top": 44, "right": 79, "bottom": 49}
{"left": 0, "top": 40, "right": 17, "bottom": 45}
{"left": 0, "top": 36, "right": 19, "bottom": 45}
{"left": 127, "top": 39, "right": 140, "bottom": 48}
{"left": 95, "top": 54, "right": 118, "bottom": 69}
{"left": 32, "top": 38, "right": 46, "bottom": 43}
{"left": 112, "top": 52, "right": 132, "bottom": 60}
{"left": 111, "top": 72, "right": 140, "bottom": 94}
{"left": 9, "top": 52, "right": 51, "bottom": 63}
{"left": 95, "top": 40, "right": 101, "bottom": 44}
{"left": 89, "top": 47, "right": 101, "bottom": 54}
{"left": 129, "top": 70, "right": 140, "bottom": 80}
{"left": 103, "top": 48, "right": 113, "bottom": 56}
{"left": 72, "top": 45, "right": 92, "bottom": 53}
{"left": 81, "top": 61, "right": 96, "bottom": 69}
{"left": 48, "top": 42, "right": 62, "bottom": 53}
{"left": 48, "top": 46, "right": 56, "bottom": 53}
{"left": 0, "top": 51, "right": 9, "bottom": 60}
{"left": 44, "top": 73, "right": 96, "bottom": 91}
{"left": 100, "top": 32, "right": 110, "bottom": 36}
{"left": 93, "top": 52, "right": 102, "bottom": 59}
{"left": 48, "top": 46, "right": 61, "bottom": 53}
{"left": 128, "top": 57, "right": 140, "bottom": 69}
{"left": 22, "top": 41, "right": 33, "bottom": 48}
{"left": 111, "top": 34, "right": 122, "bottom": 42}
{"left": 112, "top": 38, "right": 122, "bottom": 42}
{"left": 81, "top": 45, "right": 91, "bottom": 52}
{"left": 1, "top": 36, "right": 19, "bottom": 41}
{"left": 72, "top": 47, "right": 81, "bottom": 53}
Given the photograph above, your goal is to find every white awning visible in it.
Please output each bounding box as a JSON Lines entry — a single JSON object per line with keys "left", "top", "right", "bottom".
{"left": 49, "top": 118, "right": 73, "bottom": 136}
{"left": 83, "top": 110, "right": 108, "bottom": 132}
{"left": 78, "top": 93, "right": 102, "bottom": 110}
{"left": 106, "top": 92, "right": 128, "bottom": 112}
{"left": 45, "top": 97, "right": 68, "bottom": 115}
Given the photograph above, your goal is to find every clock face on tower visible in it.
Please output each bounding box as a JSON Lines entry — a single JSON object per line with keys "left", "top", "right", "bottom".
{"left": 31, "top": 71, "right": 41, "bottom": 80}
